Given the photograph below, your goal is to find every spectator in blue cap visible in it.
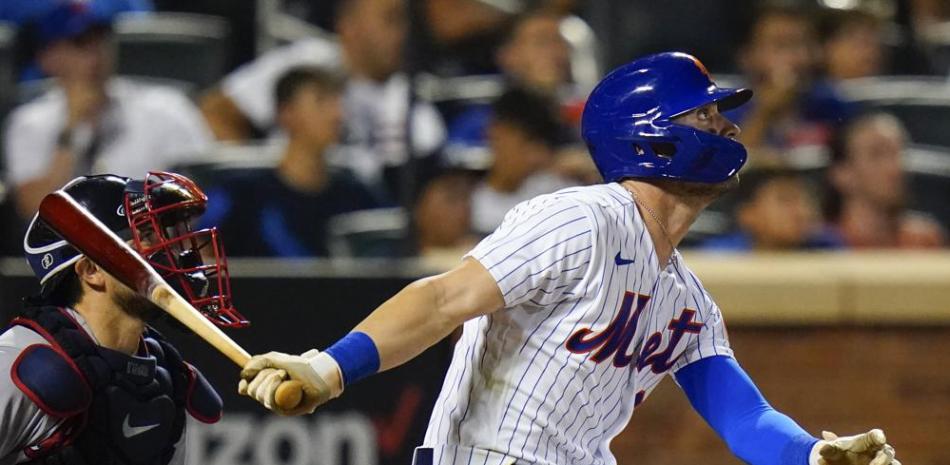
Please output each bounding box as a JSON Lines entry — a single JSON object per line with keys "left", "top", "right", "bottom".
{"left": 0, "top": 0, "right": 150, "bottom": 28}
{"left": 1, "top": 0, "right": 151, "bottom": 81}
{"left": 3, "top": 0, "right": 210, "bottom": 219}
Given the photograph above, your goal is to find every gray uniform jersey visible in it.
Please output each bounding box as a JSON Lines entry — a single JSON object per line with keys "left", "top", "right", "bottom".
{"left": 0, "top": 309, "right": 185, "bottom": 465}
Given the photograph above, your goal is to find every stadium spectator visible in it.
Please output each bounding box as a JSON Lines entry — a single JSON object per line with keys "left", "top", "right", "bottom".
{"left": 470, "top": 87, "right": 573, "bottom": 236}
{"left": 1, "top": 0, "right": 152, "bottom": 81}
{"left": 496, "top": 10, "right": 573, "bottom": 95}
{"left": 412, "top": 172, "right": 478, "bottom": 259}
{"left": 200, "top": 67, "right": 383, "bottom": 257}
{"left": 910, "top": 0, "right": 950, "bottom": 33}
{"left": 826, "top": 112, "right": 946, "bottom": 248}
{"left": 199, "top": 0, "right": 446, "bottom": 203}
{"left": 817, "top": 8, "right": 885, "bottom": 81}
{"left": 0, "top": 0, "right": 150, "bottom": 24}
{"left": 445, "top": 10, "right": 582, "bottom": 169}
{"left": 701, "top": 167, "right": 842, "bottom": 251}
{"left": 2, "top": 0, "right": 211, "bottom": 219}
{"left": 0, "top": 0, "right": 155, "bottom": 32}
{"left": 731, "top": 6, "right": 852, "bottom": 161}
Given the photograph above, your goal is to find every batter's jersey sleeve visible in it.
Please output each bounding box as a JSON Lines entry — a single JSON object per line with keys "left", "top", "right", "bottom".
{"left": 672, "top": 300, "right": 733, "bottom": 373}
{"left": 466, "top": 195, "right": 596, "bottom": 308}
{"left": 221, "top": 37, "right": 341, "bottom": 129}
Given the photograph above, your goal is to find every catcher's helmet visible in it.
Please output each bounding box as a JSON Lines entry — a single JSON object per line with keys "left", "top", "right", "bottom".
{"left": 24, "top": 171, "right": 248, "bottom": 328}
{"left": 581, "top": 52, "right": 753, "bottom": 184}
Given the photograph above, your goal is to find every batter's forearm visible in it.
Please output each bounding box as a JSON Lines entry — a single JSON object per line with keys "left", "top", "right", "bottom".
{"left": 352, "top": 259, "right": 504, "bottom": 372}
{"left": 353, "top": 277, "right": 461, "bottom": 371}
{"left": 676, "top": 356, "right": 817, "bottom": 465}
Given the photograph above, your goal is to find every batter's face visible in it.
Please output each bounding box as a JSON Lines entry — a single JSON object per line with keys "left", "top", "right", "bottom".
{"left": 672, "top": 103, "right": 740, "bottom": 139}
{"left": 668, "top": 103, "right": 742, "bottom": 197}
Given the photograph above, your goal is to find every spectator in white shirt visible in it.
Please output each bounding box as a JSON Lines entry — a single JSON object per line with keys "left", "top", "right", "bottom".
{"left": 199, "top": 0, "right": 446, "bottom": 201}
{"left": 3, "top": 0, "right": 212, "bottom": 219}
{"left": 470, "top": 87, "right": 573, "bottom": 236}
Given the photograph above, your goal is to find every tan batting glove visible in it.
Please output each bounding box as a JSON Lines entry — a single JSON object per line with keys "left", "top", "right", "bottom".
{"left": 238, "top": 349, "right": 344, "bottom": 416}
{"left": 809, "top": 429, "right": 900, "bottom": 465}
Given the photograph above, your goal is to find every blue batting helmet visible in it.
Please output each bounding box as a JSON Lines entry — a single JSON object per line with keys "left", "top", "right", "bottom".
{"left": 581, "top": 52, "right": 753, "bottom": 184}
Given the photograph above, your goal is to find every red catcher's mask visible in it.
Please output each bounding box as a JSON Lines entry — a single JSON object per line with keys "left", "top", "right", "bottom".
{"left": 123, "top": 171, "right": 248, "bottom": 328}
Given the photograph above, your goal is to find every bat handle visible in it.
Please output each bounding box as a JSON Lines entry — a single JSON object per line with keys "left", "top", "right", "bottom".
{"left": 274, "top": 380, "right": 305, "bottom": 411}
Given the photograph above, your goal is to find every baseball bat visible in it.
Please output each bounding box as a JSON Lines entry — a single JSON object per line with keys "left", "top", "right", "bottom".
{"left": 38, "top": 190, "right": 304, "bottom": 410}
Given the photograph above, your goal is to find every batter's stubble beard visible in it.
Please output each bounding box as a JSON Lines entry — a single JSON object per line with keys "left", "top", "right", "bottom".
{"left": 653, "top": 175, "right": 739, "bottom": 204}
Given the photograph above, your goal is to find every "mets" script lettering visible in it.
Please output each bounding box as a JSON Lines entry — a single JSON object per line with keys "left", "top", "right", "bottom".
{"left": 565, "top": 291, "right": 704, "bottom": 372}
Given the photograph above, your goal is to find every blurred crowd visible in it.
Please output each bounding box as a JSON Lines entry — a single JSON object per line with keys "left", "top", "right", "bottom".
{"left": 0, "top": 0, "right": 948, "bottom": 259}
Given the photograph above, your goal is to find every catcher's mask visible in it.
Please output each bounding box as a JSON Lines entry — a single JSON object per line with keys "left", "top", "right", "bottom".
{"left": 124, "top": 171, "right": 247, "bottom": 328}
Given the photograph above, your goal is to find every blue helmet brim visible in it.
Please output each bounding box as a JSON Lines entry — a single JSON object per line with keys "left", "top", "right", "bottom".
{"left": 667, "top": 87, "right": 753, "bottom": 120}
{"left": 711, "top": 87, "right": 753, "bottom": 112}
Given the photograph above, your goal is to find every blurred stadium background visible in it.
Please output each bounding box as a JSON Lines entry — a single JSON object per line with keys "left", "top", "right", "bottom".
{"left": 1, "top": 0, "right": 949, "bottom": 464}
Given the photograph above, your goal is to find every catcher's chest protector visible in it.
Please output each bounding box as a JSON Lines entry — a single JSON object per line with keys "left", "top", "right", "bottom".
{"left": 8, "top": 306, "right": 222, "bottom": 465}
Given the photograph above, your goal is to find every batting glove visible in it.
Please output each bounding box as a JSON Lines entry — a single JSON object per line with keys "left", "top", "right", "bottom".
{"left": 810, "top": 429, "right": 900, "bottom": 465}
{"left": 238, "top": 349, "right": 344, "bottom": 416}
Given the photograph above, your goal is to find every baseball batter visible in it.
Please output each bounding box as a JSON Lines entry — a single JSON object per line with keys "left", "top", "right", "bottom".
{"left": 240, "top": 53, "right": 900, "bottom": 465}
{"left": 0, "top": 172, "right": 245, "bottom": 465}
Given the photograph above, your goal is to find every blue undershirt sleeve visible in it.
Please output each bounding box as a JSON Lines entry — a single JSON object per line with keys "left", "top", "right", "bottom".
{"left": 674, "top": 355, "right": 817, "bottom": 465}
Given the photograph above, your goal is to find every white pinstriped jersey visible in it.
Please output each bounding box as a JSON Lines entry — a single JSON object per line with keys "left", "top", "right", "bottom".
{"left": 421, "top": 183, "right": 733, "bottom": 465}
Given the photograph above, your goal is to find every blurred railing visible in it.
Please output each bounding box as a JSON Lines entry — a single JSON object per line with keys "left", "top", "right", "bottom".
{"left": 682, "top": 251, "right": 950, "bottom": 325}
{"left": 4, "top": 252, "right": 947, "bottom": 325}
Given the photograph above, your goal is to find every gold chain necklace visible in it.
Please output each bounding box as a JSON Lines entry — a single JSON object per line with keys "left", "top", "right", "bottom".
{"left": 622, "top": 184, "right": 677, "bottom": 261}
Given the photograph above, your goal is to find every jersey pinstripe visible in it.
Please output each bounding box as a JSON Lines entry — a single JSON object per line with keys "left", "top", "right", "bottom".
{"left": 420, "top": 183, "right": 733, "bottom": 465}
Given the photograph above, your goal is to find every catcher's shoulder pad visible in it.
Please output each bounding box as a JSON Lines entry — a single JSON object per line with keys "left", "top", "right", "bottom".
{"left": 12, "top": 343, "right": 92, "bottom": 417}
